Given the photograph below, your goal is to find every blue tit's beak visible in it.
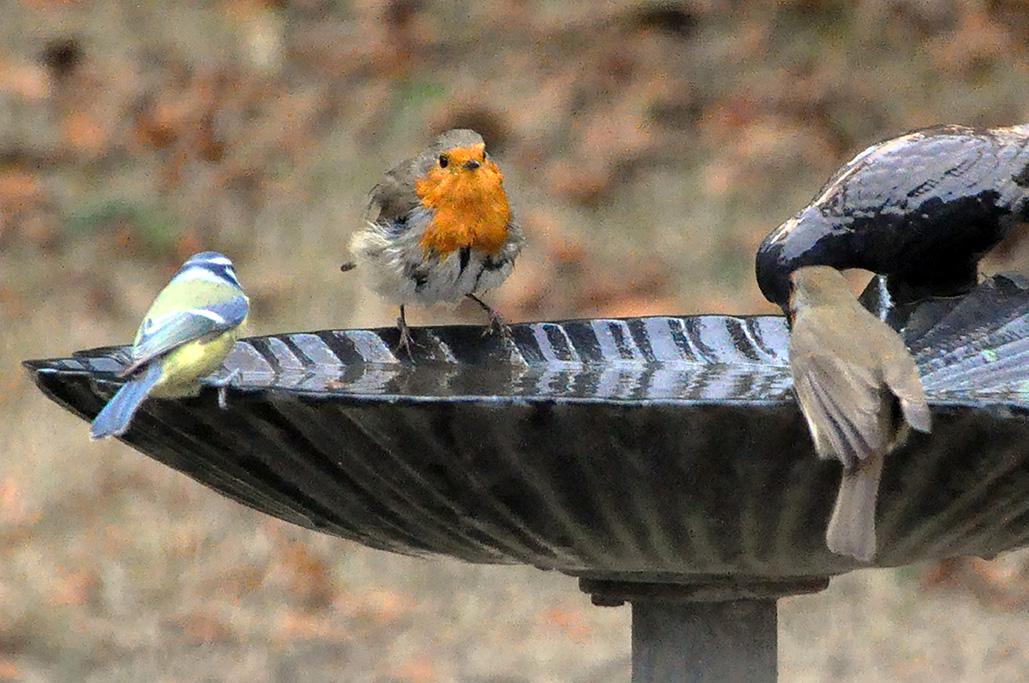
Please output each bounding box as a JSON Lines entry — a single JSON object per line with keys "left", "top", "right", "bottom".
{"left": 463, "top": 159, "right": 481, "bottom": 170}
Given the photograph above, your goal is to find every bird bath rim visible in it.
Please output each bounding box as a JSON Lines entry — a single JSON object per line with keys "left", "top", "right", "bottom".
{"left": 24, "top": 290, "right": 1029, "bottom": 587}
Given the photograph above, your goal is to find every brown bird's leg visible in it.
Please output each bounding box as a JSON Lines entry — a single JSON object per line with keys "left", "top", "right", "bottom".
{"left": 395, "top": 305, "right": 418, "bottom": 360}
{"left": 467, "top": 294, "right": 512, "bottom": 339}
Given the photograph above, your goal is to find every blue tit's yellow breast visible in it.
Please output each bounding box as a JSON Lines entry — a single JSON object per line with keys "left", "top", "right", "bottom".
{"left": 150, "top": 329, "right": 240, "bottom": 398}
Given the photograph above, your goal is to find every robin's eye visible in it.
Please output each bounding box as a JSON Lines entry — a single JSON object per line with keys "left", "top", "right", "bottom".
{"left": 438, "top": 154, "right": 449, "bottom": 168}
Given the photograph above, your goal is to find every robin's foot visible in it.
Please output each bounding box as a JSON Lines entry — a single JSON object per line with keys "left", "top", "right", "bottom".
{"left": 395, "top": 322, "right": 418, "bottom": 359}
{"left": 209, "top": 368, "right": 240, "bottom": 410}
{"left": 394, "top": 306, "right": 420, "bottom": 360}
{"left": 484, "top": 310, "right": 513, "bottom": 339}
{"left": 467, "top": 294, "right": 512, "bottom": 340}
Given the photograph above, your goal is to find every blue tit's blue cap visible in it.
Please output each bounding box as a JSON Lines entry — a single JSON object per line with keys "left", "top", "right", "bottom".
{"left": 185, "top": 251, "right": 233, "bottom": 266}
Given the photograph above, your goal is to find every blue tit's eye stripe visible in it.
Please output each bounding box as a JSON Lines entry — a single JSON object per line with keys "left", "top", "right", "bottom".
{"left": 179, "top": 252, "right": 236, "bottom": 274}
{"left": 174, "top": 262, "right": 242, "bottom": 289}
{"left": 222, "top": 265, "right": 241, "bottom": 288}
{"left": 206, "top": 262, "right": 241, "bottom": 287}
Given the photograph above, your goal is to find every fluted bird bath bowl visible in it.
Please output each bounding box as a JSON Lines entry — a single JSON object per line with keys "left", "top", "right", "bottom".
{"left": 25, "top": 274, "right": 1029, "bottom": 682}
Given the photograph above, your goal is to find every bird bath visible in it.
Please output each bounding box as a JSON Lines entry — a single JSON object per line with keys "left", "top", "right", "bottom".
{"left": 25, "top": 274, "right": 1029, "bottom": 682}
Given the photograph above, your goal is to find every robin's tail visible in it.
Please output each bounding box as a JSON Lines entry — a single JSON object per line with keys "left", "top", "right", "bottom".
{"left": 826, "top": 453, "right": 884, "bottom": 562}
{"left": 90, "top": 363, "right": 163, "bottom": 440}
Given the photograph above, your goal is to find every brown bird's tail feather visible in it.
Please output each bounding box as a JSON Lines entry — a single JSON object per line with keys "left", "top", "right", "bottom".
{"left": 826, "top": 453, "right": 884, "bottom": 562}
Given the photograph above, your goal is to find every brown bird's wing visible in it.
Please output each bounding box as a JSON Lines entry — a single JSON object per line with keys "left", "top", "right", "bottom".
{"left": 790, "top": 330, "right": 894, "bottom": 470}
{"left": 881, "top": 343, "right": 932, "bottom": 434}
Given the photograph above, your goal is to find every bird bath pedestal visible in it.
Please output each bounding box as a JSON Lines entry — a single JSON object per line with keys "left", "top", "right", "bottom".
{"left": 25, "top": 275, "right": 1029, "bottom": 682}
{"left": 581, "top": 578, "right": 823, "bottom": 682}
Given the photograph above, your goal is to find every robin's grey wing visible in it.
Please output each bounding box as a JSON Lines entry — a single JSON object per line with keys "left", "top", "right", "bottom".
{"left": 790, "top": 329, "right": 892, "bottom": 469}
{"left": 367, "top": 162, "right": 421, "bottom": 225}
{"left": 121, "top": 296, "right": 248, "bottom": 377}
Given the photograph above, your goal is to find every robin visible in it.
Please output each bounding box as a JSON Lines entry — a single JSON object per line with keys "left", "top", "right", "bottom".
{"left": 788, "top": 266, "right": 932, "bottom": 562}
{"left": 343, "top": 129, "right": 524, "bottom": 355}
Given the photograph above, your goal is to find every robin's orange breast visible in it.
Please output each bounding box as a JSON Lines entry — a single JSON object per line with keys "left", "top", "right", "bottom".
{"left": 415, "top": 146, "right": 511, "bottom": 256}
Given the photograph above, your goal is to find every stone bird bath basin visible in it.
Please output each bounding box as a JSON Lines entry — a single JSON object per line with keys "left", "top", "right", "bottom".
{"left": 25, "top": 274, "right": 1029, "bottom": 682}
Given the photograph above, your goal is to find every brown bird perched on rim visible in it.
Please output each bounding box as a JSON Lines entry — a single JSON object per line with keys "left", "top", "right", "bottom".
{"left": 343, "top": 129, "right": 524, "bottom": 355}
{"left": 788, "top": 266, "right": 932, "bottom": 562}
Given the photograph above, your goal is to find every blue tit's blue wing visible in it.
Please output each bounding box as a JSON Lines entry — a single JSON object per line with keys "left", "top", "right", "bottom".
{"left": 120, "top": 296, "right": 248, "bottom": 377}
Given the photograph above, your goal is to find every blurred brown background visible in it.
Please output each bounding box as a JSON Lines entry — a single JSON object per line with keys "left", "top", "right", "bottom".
{"left": 2, "top": 1, "right": 1028, "bottom": 681}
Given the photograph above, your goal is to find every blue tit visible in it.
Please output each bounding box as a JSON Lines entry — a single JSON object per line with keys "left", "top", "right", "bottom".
{"left": 90, "top": 251, "right": 250, "bottom": 440}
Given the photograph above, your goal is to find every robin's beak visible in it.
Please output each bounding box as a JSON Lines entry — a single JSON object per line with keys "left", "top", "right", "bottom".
{"left": 463, "top": 159, "right": 481, "bottom": 170}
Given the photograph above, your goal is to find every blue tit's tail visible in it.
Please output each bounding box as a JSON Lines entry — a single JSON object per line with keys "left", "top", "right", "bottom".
{"left": 90, "top": 363, "right": 163, "bottom": 439}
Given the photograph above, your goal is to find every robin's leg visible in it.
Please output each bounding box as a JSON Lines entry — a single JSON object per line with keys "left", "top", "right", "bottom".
{"left": 209, "top": 368, "right": 240, "bottom": 410}
{"left": 395, "top": 305, "right": 419, "bottom": 359}
{"left": 467, "top": 294, "right": 512, "bottom": 339}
